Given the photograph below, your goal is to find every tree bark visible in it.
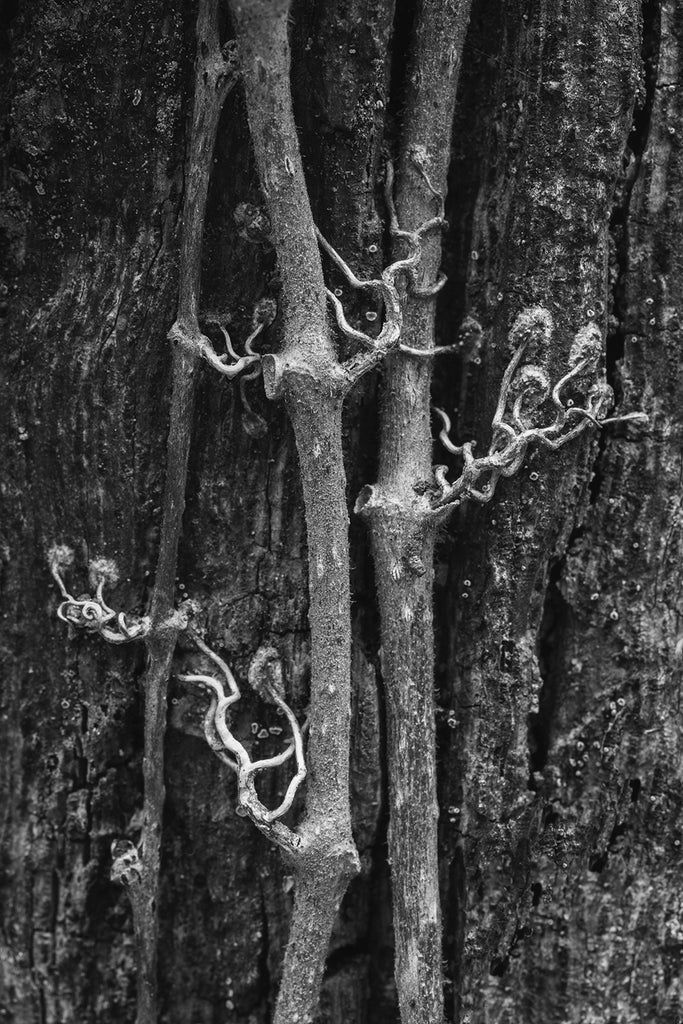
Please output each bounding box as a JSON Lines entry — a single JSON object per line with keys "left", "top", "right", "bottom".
{"left": 438, "top": 1, "right": 681, "bottom": 1021}
{"left": 1, "top": 1, "right": 682, "bottom": 1023}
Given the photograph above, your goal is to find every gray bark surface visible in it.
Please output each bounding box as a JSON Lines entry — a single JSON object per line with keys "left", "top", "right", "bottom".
{"left": 1, "top": 1, "right": 681, "bottom": 1023}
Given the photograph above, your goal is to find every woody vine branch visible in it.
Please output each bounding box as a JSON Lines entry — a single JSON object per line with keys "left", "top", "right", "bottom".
{"left": 49, "top": 2, "right": 648, "bottom": 1024}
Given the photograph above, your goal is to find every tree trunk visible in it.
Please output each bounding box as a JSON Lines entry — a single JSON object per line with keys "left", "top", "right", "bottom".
{"left": 1, "top": 1, "right": 682, "bottom": 1023}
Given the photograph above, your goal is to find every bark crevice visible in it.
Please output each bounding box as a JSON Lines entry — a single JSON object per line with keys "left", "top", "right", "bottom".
{"left": 606, "top": 0, "right": 662, "bottom": 403}
{"left": 527, "top": 555, "right": 569, "bottom": 784}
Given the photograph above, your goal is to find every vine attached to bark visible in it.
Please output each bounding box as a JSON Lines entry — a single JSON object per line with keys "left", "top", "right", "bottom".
{"left": 52, "top": 3, "right": 240, "bottom": 1021}
{"left": 128, "top": 5, "right": 240, "bottom": 1020}
{"left": 358, "top": 4, "right": 474, "bottom": 1021}
{"left": 49, "top": 3, "right": 650, "bottom": 1023}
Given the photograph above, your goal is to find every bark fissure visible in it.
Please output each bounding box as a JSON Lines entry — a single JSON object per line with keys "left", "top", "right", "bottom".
{"left": 528, "top": 0, "right": 659, "bottom": 811}
{"left": 528, "top": 556, "right": 570, "bottom": 783}
{"left": 606, "top": 0, "right": 662, "bottom": 405}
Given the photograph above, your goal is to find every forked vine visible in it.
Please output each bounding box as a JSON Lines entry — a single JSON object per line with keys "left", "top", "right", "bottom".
{"left": 50, "top": 2, "right": 646, "bottom": 1023}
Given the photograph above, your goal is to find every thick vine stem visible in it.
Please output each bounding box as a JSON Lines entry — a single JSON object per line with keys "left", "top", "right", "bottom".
{"left": 362, "top": 3, "right": 473, "bottom": 1022}
{"left": 228, "top": 0, "right": 332, "bottom": 371}
{"left": 261, "top": 367, "right": 361, "bottom": 1023}
{"left": 166, "top": 7, "right": 245, "bottom": 376}
{"left": 124, "top": 3, "right": 237, "bottom": 1022}
{"left": 227, "top": 2, "right": 360, "bottom": 1020}
{"left": 273, "top": 380, "right": 361, "bottom": 1022}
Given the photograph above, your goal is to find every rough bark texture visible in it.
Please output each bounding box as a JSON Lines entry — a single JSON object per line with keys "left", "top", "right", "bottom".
{"left": 438, "top": 1, "right": 681, "bottom": 1021}
{"left": 1, "top": 1, "right": 682, "bottom": 1024}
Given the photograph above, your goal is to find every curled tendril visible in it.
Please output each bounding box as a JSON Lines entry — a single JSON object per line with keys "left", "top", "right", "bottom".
{"left": 178, "top": 632, "right": 306, "bottom": 825}
{"left": 170, "top": 298, "right": 276, "bottom": 382}
{"left": 197, "top": 319, "right": 264, "bottom": 378}
{"left": 431, "top": 310, "right": 648, "bottom": 513}
{"left": 315, "top": 156, "right": 447, "bottom": 372}
{"left": 49, "top": 552, "right": 149, "bottom": 644}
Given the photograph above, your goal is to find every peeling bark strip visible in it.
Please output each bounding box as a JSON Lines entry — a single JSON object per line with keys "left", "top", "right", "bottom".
{"left": 360, "top": 3, "right": 472, "bottom": 1022}
{"left": 122, "top": 3, "right": 238, "bottom": 1021}
{"left": 227, "top": 2, "right": 360, "bottom": 1021}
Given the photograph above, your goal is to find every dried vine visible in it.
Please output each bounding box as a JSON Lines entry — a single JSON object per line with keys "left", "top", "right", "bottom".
{"left": 179, "top": 633, "right": 307, "bottom": 853}
{"left": 357, "top": 3, "right": 474, "bottom": 1021}
{"left": 47, "top": 3, "right": 242, "bottom": 1020}
{"left": 49, "top": 3, "right": 648, "bottom": 1023}
{"left": 429, "top": 309, "right": 647, "bottom": 514}
{"left": 224, "top": 2, "right": 362, "bottom": 1021}
{"left": 116, "top": 4, "right": 242, "bottom": 1019}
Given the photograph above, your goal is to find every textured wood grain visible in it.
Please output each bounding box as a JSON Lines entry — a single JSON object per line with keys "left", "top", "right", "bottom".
{"left": 438, "top": 1, "right": 682, "bottom": 1022}
{"left": 1, "top": 0, "right": 681, "bottom": 1022}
